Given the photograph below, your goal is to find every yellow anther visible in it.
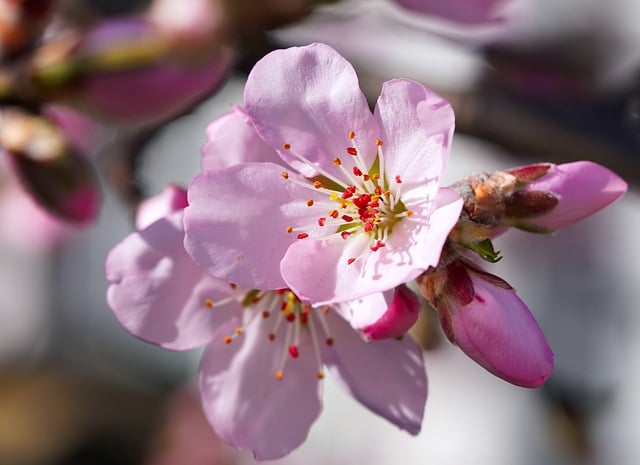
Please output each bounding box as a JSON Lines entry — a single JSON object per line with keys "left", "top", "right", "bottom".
{"left": 275, "top": 371, "right": 284, "bottom": 380}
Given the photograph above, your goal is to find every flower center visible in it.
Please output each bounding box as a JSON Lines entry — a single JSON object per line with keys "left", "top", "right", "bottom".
{"left": 282, "top": 131, "right": 414, "bottom": 265}
{"left": 203, "top": 287, "right": 334, "bottom": 380}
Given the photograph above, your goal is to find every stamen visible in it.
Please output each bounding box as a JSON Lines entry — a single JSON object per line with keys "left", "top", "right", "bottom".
{"left": 347, "top": 257, "right": 356, "bottom": 265}
{"left": 306, "top": 199, "right": 314, "bottom": 206}
{"left": 204, "top": 299, "right": 214, "bottom": 308}
{"left": 281, "top": 171, "right": 289, "bottom": 179}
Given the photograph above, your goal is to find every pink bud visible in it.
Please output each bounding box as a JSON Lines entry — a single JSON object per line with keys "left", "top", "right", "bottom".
{"left": 437, "top": 261, "right": 553, "bottom": 388}
{"left": 512, "top": 161, "right": 627, "bottom": 231}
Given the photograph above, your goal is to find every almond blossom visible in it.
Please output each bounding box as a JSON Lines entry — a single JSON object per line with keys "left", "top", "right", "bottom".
{"left": 105, "top": 185, "right": 427, "bottom": 460}
{"left": 183, "top": 43, "right": 462, "bottom": 305}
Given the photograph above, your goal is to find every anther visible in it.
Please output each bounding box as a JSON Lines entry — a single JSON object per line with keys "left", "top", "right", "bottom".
{"left": 235, "top": 327, "right": 243, "bottom": 334}
{"left": 297, "top": 233, "right": 309, "bottom": 239}
{"left": 329, "top": 210, "right": 339, "bottom": 219}
{"left": 326, "top": 337, "right": 334, "bottom": 346}
{"left": 204, "top": 299, "right": 214, "bottom": 308}
{"left": 347, "top": 257, "right": 356, "bottom": 265}
{"left": 317, "top": 370, "right": 325, "bottom": 380}
{"left": 262, "top": 311, "right": 270, "bottom": 318}
{"left": 333, "top": 157, "right": 342, "bottom": 166}
{"left": 395, "top": 175, "right": 403, "bottom": 184}
{"left": 289, "top": 344, "right": 299, "bottom": 358}
{"left": 224, "top": 336, "right": 232, "bottom": 344}
{"left": 318, "top": 217, "right": 326, "bottom": 226}
{"left": 342, "top": 215, "right": 353, "bottom": 222}
{"left": 353, "top": 167, "right": 363, "bottom": 176}
{"left": 347, "top": 147, "right": 358, "bottom": 156}
{"left": 286, "top": 226, "right": 293, "bottom": 233}
{"left": 275, "top": 371, "right": 283, "bottom": 380}
{"left": 313, "top": 180, "right": 323, "bottom": 189}
{"left": 306, "top": 199, "right": 314, "bottom": 206}
{"left": 268, "top": 332, "right": 276, "bottom": 341}
{"left": 341, "top": 231, "right": 351, "bottom": 240}
{"left": 283, "top": 143, "right": 291, "bottom": 150}
{"left": 349, "top": 131, "right": 356, "bottom": 139}
{"left": 375, "top": 138, "right": 383, "bottom": 146}
{"left": 281, "top": 171, "right": 289, "bottom": 179}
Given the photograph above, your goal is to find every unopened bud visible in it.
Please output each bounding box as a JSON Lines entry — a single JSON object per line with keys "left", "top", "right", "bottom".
{"left": 0, "top": 109, "right": 101, "bottom": 223}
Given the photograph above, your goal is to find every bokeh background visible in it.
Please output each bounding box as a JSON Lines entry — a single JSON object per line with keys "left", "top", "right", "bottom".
{"left": 1, "top": 0, "right": 639, "bottom": 464}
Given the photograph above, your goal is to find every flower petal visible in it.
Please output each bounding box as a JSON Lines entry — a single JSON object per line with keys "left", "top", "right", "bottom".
{"left": 106, "top": 212, "right": 233, "bottom": 350}
{"left": 336, "top": 287, "right": 420, "bottom": 340}
{"left": 320, "top": 309, "right": 427, "bottom": 434}
{"left": 201, "top": 108, "right": 278, "bottom": 172}
{"left": 199, "top": 317, "right": 322, "bottom": 460}
{"left": 374, "top": 78, "right": 454, "bottom": 186}
{"left": 136, "top": 184, "right": 188, "bottom": 230}
{"left": 243, "top": 43, "right": 377, "bottom": 177}
{"left": 519, "top": 161, "right": 627, "bottom": 230}
{"left": 393, "top": 0, "right": 508, "bottom": 25}
{"left": 447, "top": 269, "right": 554, "bottom": 388}
{"left": 184, "top": 162, "right": 324, "bottom": 290}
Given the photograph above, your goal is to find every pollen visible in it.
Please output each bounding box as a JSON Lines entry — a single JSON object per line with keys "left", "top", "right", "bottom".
{"left": 204, "top": 299, "right": 214, "bottom": 308}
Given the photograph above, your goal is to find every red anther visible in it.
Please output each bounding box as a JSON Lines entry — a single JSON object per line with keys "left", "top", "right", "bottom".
{"left": 353, "top": 167, "right": 363, "bottom": 176}
{"left": 302, "top": 305, "right": 311, "bottom": 314}
{"left": 395, "top": 175, "right": 402, "bottom": 183}
{"left": 341, "top": 231, "right": 351, "bottom": 240}
{"left": 322, "top": 306, "right": 330, "bottom": 314}
{"left": 318, "top": 217, "right": 327, "bottom": 226}
{"left": 364, "top": 222, "right": 374, "bottom": 232}
{"left": 297, "top": 233, "right": 309, "bottom": 239}
{"left": 329, "top": 210, "right": 339, "bottom": 218}
{"left": 341, "top": 215, "right": 354, "bottom": 222}
{"left": 347, "top": 147, "right": 358, "bottom": 156}
{"left": 268, "top": 332, "right": 276, "bottom": 341}
{"left": 251, "top": 296, "right": 261, "bottom": 303}
{"left": 326, "top": 337, "right": 334, "bottom": 346}
{"left": 375, "top": 138, "right": 383, "bottom": 146}
{"left": 370, "top": 200, "right": 379, "bottom": 208}
{"left": 313, "top": 180, "right": 323, "bottom": 189}
{"left": 342, "top": 191, "right": 353, "bottom": 199}
{"left": 370, "top": 240, "right": 385, "bottom": 252}
{"left": 307, "top": 199, "right": 314, "bottom": 206}
{"left": 300, "top": 313, "right": 309, "bottom": 324}
{"left": 374, "top": 185, "right": 382, "bottom": 195}
{"left": 347, "top": 257, "right": 356, "bottom": 265}
{"left": 281, "top": 301, "right": 287, "bottom": 310}
{"left": 276, "top": 289, "right": 286, "bottom": 295}
{"left": 262, "top": 311, "right": 270, "bottom": 318}
{"left": 286, "top": 226, "right": 293, "bottom": 233}
{"left": 283, "top": 144, "right": 291, "bottom": 150}
{"left": 281, "top": 171, "right": 289, "bottom": 179}
{"left": 230, "top": 283, "right": 238, "bottom": 289}
{"left": 349, "top": 131, "right": 356, "bottom": 139}
{"left": 289, "top": 344, "right": 299, "bottom": 358}
{"left": 363, "top": 174, "right": 370, "bottom": 181}
{"left": 333, "top": 157, "right": 342, "bottom": 166}
{"left": 353, "top": 194, "right": 371, "bottom": 208}
{"left": 286, "top": 313, "right": 296, "bottom": 322}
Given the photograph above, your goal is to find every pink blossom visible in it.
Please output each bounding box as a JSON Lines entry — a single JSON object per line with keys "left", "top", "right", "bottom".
{"left": 106, "top": 186, "right": 428, "bottom": 460}
{"left": 420, "top": 258, "right": 553, "bottom": 388}
{"left": 504, "top": 161, "right": 627, "bottom": 231}
{"left": 184, "top": 43, "right": 462, "bottom": 305}
{"left": 392, "top": 0, "right": 510, "bottom": 25}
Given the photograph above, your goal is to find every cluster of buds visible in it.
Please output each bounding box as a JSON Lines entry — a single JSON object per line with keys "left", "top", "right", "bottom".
{"left": 416, "top": 161, "right": 626, "bottom": 387}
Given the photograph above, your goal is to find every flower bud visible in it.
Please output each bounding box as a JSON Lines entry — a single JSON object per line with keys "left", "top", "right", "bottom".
{"left": 505, "top": 161, "right": 627, "bottom": 231}
{"left": 418, "top": 258, "right": 554, "bottom": 388}
{"left": 0, "top": 109, "right": 101, "bottom": 223}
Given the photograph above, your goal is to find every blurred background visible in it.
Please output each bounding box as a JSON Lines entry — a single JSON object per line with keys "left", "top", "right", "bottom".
{"left": 0, "top": 0, "right": 638, "bottom": 464}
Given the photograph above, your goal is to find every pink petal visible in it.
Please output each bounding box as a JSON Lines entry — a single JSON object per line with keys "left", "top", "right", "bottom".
{"left": 374, "top": 78, "right": 454, "bottom": 185}
{"left": 184, "top": 163, "right": 324, "bottom": 290}
{"left": 320, "top": 309, "right": 427, "bottom": 434}
{"left": 199, "top": 317, "right": 322, "bottom": 460}
{"left": 106, "top": 212, "right": 232, "bottom": 350}
{"left": 282, "top": 187, "right": 462, "bottom": 305}
{"left": 201, "top": 108, "right": 278, "bottom": 172}
{"left": 361, "top": 286, "right": 420, "bottom": 340}
{"left": 136, "top": 184, "right": 188, "bottom": 230}
{"left": 243, "top": 43, "right": 377, "bottom": 177}
{"left": 520, "top": 161, "right": 627, "bottom": 230}
{"left": 447, "top": 270, "right": 554, "bottom": 388}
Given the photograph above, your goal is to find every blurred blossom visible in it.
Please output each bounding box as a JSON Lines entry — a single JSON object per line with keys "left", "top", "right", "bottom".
{"left": 0, "top": 109, "right": 101, "bottom": 224}
{"left": 390, "top": 0, "right": 511, "bottom": 25}
{"left": 31, "top": 17, "right": 231, "bottom": 127}
{"left": 0, "top": 0, "right": 56, "bottom": 58}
